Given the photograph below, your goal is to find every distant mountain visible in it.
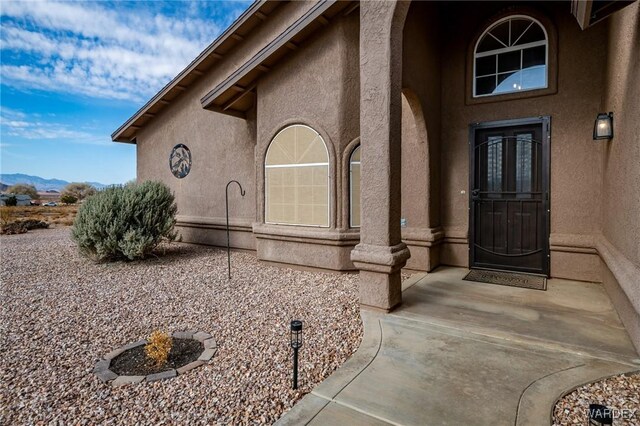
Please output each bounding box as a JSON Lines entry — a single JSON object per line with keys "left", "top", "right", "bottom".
{"left": 0, "top": 173, "right": 109, "bottom": 192}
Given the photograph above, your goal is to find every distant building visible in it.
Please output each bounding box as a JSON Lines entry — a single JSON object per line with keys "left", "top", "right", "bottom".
{"left": 0, "top": 194, "right": 32, "bottom": 206}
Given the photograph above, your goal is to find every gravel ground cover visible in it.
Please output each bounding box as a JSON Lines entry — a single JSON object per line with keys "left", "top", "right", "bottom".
{"left": 0, "top": 228, "right": 363, "bottom": 425}
{"left": 553, "top": 372, "right": 640, "bottom": 425}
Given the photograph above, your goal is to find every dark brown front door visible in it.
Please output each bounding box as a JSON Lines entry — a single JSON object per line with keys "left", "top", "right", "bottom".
{"left": 469, "top": 117, "right": 550, "bottom": 276}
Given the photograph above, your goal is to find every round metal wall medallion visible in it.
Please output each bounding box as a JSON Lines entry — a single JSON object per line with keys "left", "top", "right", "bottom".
{"left": 169, "top": 144, "right": 192, "bottom": 178}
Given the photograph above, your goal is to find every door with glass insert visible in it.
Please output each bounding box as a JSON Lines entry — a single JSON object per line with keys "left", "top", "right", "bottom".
{"left": 469, "top": 117, "right": 550, "bottom": 275}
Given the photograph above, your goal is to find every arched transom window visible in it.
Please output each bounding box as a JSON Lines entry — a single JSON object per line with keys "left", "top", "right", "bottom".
{"left": 349, "top": 145, "right": 361, "bottom": 228}
{"left": 474, "top": 15, "right": 548, "bottom": 97}
{"left": 265, "top": 125, "right": 329, "bottom": 227}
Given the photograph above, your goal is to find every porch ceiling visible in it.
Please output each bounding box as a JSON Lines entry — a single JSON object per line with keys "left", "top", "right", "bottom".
{"left": 200, "top": 0, "right": 358, "bottom": 118}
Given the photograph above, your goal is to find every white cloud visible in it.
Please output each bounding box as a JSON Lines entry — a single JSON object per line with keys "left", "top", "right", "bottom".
{"left": 0, "top": 0, "right": 244, "bottom": 102}
{"left": 1, "top": 107, "right": 110, "bottom": 146}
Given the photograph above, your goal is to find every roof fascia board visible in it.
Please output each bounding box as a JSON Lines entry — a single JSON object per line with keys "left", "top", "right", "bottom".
{"left": 111, "top": 0, "right": 269, "bottom": 142}
{"left": 570, "top": 0, "right": 592, "bottom": 30}
{"left": 200, "top": 0, "right": 335, "bottom": 110}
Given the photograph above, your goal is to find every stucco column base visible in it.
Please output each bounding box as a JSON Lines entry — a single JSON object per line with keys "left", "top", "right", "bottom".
{"left": 351, "top": 243, "right": 411, "bottom": 311}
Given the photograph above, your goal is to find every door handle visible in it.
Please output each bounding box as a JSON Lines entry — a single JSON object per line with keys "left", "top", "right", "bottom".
{"left": 472, "top": 189, "right": 480, "bottom": 200}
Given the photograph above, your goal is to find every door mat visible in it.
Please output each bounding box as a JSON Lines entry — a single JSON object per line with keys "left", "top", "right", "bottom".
{"left": 463, "top": 269, "right": 547, "bottom": 290}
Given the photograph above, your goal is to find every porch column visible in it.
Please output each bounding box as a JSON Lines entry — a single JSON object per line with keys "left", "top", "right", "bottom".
{"left": 351, "top": 0, "right": 411, "bottom": 311}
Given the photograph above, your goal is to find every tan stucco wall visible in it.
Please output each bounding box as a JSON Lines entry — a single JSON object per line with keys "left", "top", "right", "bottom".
{"left": 600, "top": 2, "right": 640, "bottom": 351}
{"left": 437, "top": 2, "right": 607, "bottom": 280}
{"left": 132, "top": 0, "right": 636, "bottom": 292}
{"left": 253, "top": 11, "right": 361, "bottom": 269}
{"left": 135, "top": 2, "right": 320, "bottom": 249}
{"left": 400, "top": 1, "right": 443, "bottom": 271}
{"left": 601, "top": 2, "right": 640, "bottom": 272}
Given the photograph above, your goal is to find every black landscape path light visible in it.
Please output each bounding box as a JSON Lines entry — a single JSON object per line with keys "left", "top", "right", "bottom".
{"left": 225, "top": 180, "right": 245, "bottom": 280}
{"left": 290, "top": 320, "right": 303, "bottom": 390}
{"left": 589, "top": 404, "right": 613, "bottom": 425}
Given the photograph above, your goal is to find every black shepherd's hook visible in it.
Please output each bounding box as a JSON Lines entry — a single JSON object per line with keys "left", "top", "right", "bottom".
{"left": 226, "top": 180, "right": 245, "bottom": 279}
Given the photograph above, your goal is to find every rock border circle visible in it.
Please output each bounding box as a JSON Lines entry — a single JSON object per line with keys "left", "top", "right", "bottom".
{"left": 93, "top": 331, "right": 217, "bottom": 387}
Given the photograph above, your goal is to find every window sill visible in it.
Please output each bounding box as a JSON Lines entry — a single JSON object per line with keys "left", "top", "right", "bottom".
{"left": 253, "top": 223, "right": 360, "bottom": 245}
{"left": 465, "top": 85, "right": 557, "bottom": 106}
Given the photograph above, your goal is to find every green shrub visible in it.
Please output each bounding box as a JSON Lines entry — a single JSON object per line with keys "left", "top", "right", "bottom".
{"left": 60, "top": 194, "right": 78, "bottom": 204}
{"left": 4, "top": 195, "right": 17, "bottom": 207}
{"left": 72, "top": 181, "right": 178, "bottom": 261}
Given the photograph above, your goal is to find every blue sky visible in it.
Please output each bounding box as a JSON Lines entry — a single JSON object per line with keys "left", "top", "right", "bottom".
{"left": 0, "top": 0, "right": 251, "bottom": 185}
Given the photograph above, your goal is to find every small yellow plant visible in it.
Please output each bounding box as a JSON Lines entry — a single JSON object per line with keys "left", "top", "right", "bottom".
{"left": 145, "top": 330, "right": 173, "bottom": 367}
{"left": 0, "top": 208, "right": 11, "bottom": 225}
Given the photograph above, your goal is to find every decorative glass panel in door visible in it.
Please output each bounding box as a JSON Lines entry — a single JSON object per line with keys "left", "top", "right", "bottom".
{"left": 469, "top": 118, "right": 550, "bottom": 275}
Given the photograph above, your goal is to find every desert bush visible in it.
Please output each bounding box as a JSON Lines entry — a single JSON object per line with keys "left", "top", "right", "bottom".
{"left": 18, "top": 219, "right": 49, "bottom": 230}
{"left": 145, "top": 331, "right": 173, "bottom": 367}
{"left": 60, "top": 194, "right": 78, "bottom": 204}
{"left": 0, "top": 222, "right": 27, "bottom": 235}
{"left": 62, "top": 182, "right": 96, "bottom": 200}
{"left": 0, "top": 219, "right": 49, "bottom": 235}
{"left": 4, "top": 195, "right": 17, "bottom": 207}
{"left": 71, "top": 180, "right": 178, "bottom": 261}
{"left": 0, "top": 208, "right": 10, "bottom": 224}
{"left": 7, "top": 184, "right": 38, "bottom": 200}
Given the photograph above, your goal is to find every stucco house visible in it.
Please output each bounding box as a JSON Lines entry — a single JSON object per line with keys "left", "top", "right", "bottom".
{"left": 113, "top": 1, "right": 640, "bottom": 351}
{"left": 0, "top": 194, "right": 32, "bottom": 206}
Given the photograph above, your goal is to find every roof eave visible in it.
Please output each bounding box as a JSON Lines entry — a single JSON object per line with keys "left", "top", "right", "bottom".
{"left": 200, "top": 0, "right": 357, "bottom": 118}
{"left": 111, "top": 0, "right": 272, "bottom": 144}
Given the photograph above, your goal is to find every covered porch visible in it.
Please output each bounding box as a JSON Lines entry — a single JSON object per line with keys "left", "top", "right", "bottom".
{"left": 277, "top": 267, "right": 639, "bottom": 425}
{"left": 352, "top": 0, "right": 640, "bottom": 357}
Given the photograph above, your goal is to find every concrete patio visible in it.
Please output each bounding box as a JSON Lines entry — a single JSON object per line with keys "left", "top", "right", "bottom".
{"left": 277, "top": 267, "right": 640, "bottom": 425}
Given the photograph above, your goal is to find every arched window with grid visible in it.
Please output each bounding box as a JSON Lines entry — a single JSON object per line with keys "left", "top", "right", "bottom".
{"left": 474, "top": 16, "right": 548, "bottom": 97}
{"left": 265, "top": 125, "right": 329, "bottom": 227}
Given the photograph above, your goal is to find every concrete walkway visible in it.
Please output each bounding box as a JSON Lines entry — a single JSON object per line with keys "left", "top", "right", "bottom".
{"left": 276, "top": 267, "right": 640, "bottom": 426}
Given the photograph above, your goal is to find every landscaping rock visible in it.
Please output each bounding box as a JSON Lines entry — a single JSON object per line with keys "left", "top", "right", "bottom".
{"left": 553, "top": 372, "right": 640, "bottom": 425}
{"left": 193, "top": 331, "right": 211, "bottom": 342}
{"left": 95, "top": 369, "right": 118, "bottom": 383}
{"left": 197, "top": 348, "right": 217, "bottom": 362}
{"left": 172, "top": 331, "right": 193, "bottom": 339}
{"left": 93, "top": 360, "right": 110, "bottom": 372}
{"left": 122, "top": 340, "right": 147, "bottom": 350}
{"left": 146, "top": 369, "right": 177, "bottom": 382}
{"left": 177, "top": 360, "right": 204, "bottom": 375}
{"left": 0, "top": 228, "right": 363, "bottom": 424}
{"left": 111, "top": 375, "right": 145, "bottom": 387}
{"left": 104, "top": 347, "right": 125, "bottom": 360}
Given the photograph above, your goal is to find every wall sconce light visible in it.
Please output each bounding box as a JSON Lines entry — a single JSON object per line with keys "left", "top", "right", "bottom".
{"left": 593, "top": 112, "right": 613, "bottom": 140}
